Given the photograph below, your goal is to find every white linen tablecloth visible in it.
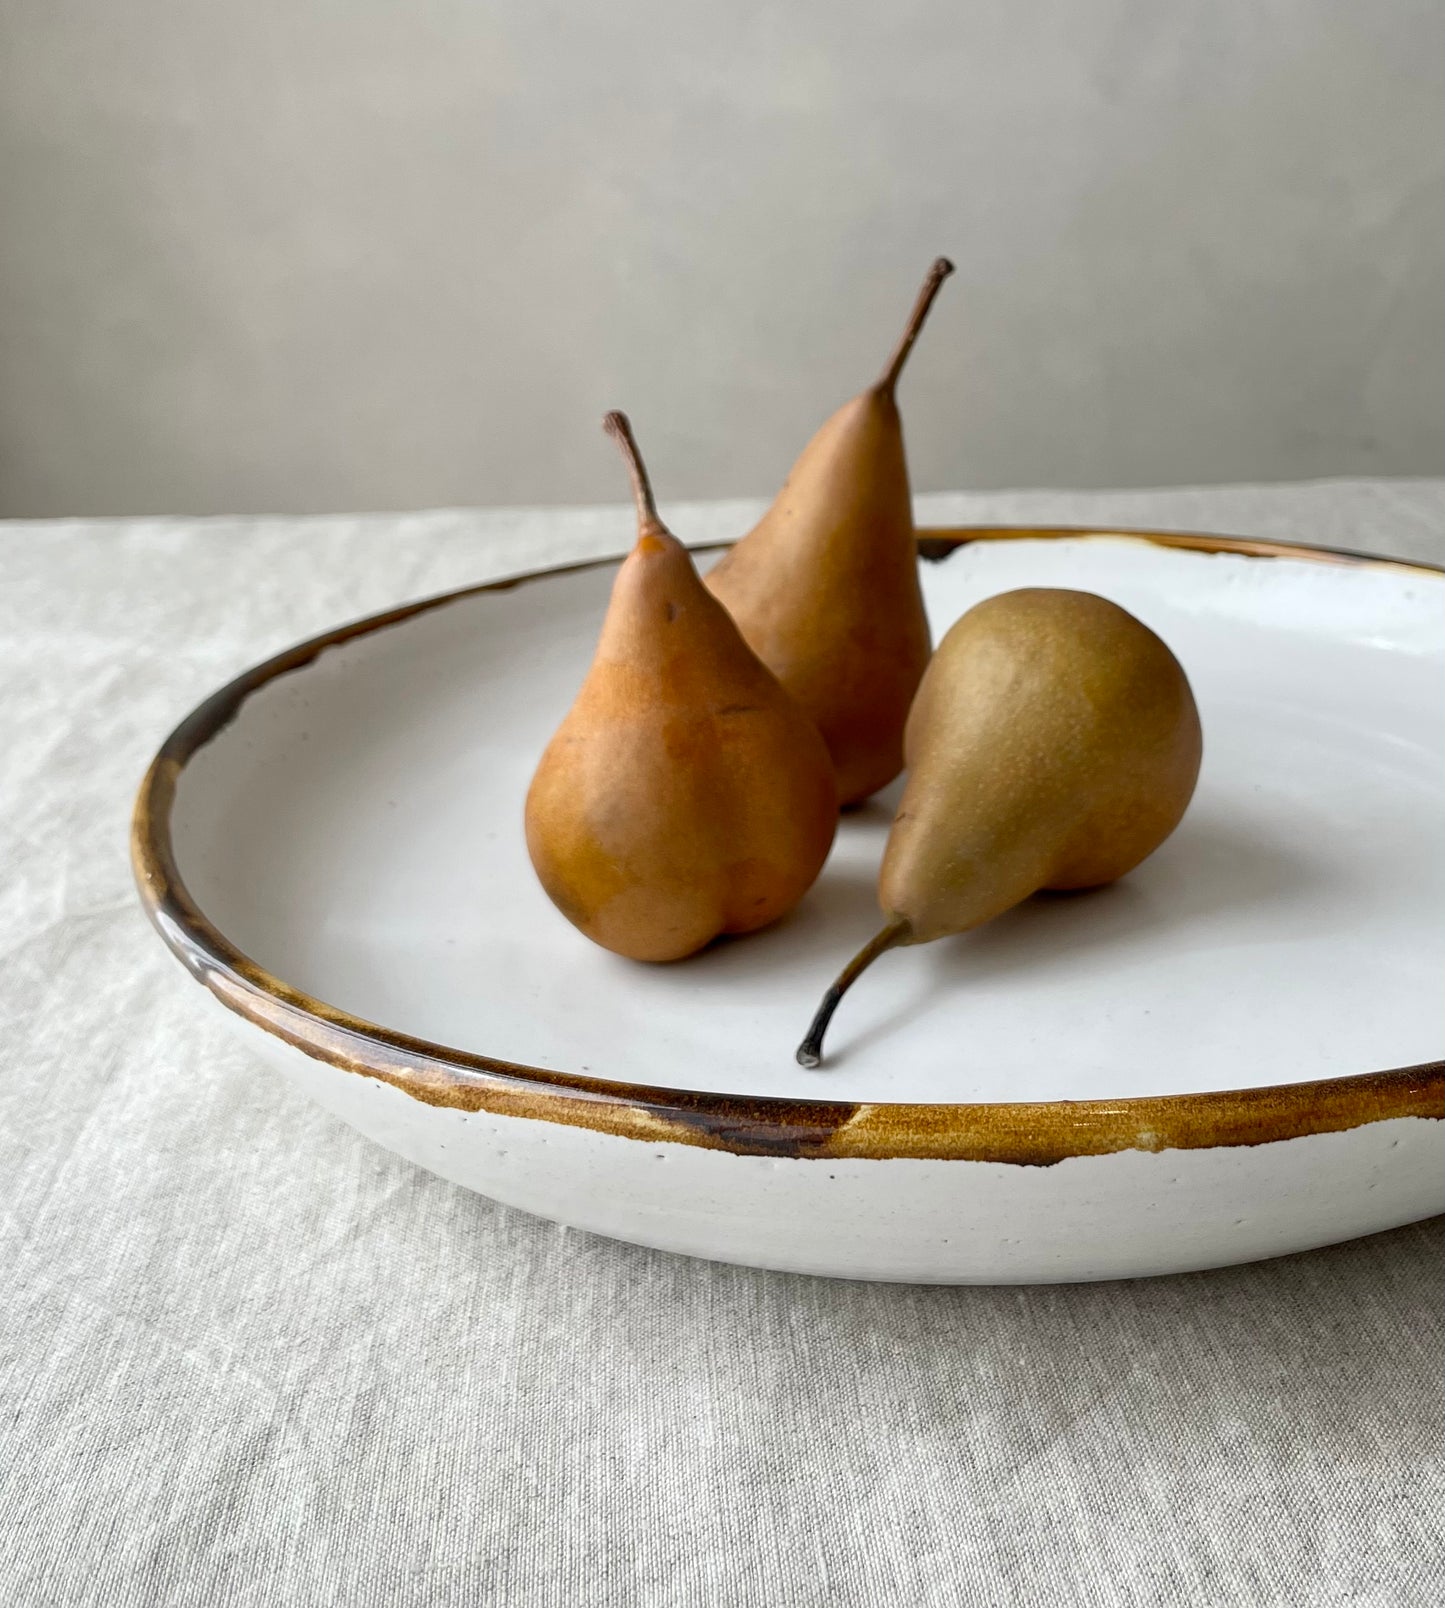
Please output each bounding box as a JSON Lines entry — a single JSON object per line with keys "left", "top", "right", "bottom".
{"left": 2, "top": 480, "right": 1442, "bottom": 1608}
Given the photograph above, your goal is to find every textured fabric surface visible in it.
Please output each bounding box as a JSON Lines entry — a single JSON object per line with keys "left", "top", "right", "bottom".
{"left": 2, "top": 480, "right": 1442, "bottom": 1607}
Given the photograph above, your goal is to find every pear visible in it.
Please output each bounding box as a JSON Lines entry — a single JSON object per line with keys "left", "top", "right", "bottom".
{"left": 796, "top": 588, "right": 1202, "bottom": 1065}
{"left": 705, "top": 258, "right": 955, "bottom": 806}
{"left": 526, "top": 413, "right": 839, "bottom": 963}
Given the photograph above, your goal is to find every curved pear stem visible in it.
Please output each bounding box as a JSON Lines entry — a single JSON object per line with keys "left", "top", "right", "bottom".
{"left": 795, "top": 918, "right": 912, "bottom": 1068}
{"left": 603, "top": 410, "right": 663, "bottom": 531}
{"left": 878, "top": 257, "right": 955, "bottom": 396}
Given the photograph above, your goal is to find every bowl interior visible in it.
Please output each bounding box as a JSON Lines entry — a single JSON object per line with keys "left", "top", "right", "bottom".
{"left": 168, "top": 535, "right": 1444, "bottom": 1104}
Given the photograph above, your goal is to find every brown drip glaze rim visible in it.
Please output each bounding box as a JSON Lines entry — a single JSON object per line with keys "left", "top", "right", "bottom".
{"left": 132, "top": 525, "right": 1445, "bottom": 1165}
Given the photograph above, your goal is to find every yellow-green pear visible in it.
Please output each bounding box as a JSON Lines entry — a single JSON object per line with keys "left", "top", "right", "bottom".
{"left": 797, "top": 588, "right": 1203, "bottom": 1065}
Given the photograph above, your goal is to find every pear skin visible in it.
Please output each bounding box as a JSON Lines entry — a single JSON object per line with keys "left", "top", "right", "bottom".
{"left": 705, "top": 259, "right": 954, "bottom": 805}
{"left": 526, "top": 413, "right": 839, "bottom": 963}
{"left": 797, "top": 588, "right": 1202, "bottom": 1064}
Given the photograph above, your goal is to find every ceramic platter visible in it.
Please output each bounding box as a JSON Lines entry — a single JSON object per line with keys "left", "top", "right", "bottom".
{"left": 133, "top": 528, "right": 1445, "bottom": 1283}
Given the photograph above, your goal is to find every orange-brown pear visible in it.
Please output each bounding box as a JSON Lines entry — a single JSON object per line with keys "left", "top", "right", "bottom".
{"left": 797, "top": 589, "right": 1202, "bottom": 1065}
{"left": 705, "top": 258, "right": 954, "bottom": 805}
{"left": 526, "top": 413, "right": 839, "bottom": 963}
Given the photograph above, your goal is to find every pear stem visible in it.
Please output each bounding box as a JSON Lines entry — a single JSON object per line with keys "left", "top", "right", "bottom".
{"left": 795, "top": 918, "right": 912, "bottom": 1068}
{"left": 603, "top": 410, "right": 663, "bottom": 530}
{"left": 878, "top": 257, "right": 955, "bottom": 396}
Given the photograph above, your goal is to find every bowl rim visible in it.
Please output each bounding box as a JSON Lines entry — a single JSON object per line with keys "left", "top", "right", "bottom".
{"left": 131, "top": 525, "right": 1445, "bottom": 1164}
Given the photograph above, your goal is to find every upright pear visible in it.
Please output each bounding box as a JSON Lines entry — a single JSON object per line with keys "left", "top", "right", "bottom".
{"left": 526, "top": 413, "right": 838, "bottom": 963}
{"left": 705, "top": 258, "right": 955, "bottom": 806}
{"left": 796, "top": 589, "right": 1202, "bottom": 1065}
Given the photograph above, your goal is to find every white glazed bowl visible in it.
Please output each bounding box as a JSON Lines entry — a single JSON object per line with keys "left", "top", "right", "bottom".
{"left": 133, "top": 528, "right": 1445, "bottom": 1282}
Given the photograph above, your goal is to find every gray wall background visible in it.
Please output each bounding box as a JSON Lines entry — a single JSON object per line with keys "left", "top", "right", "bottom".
{"left": 1, "top": 0, "right": 1441, "bottom": 518}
